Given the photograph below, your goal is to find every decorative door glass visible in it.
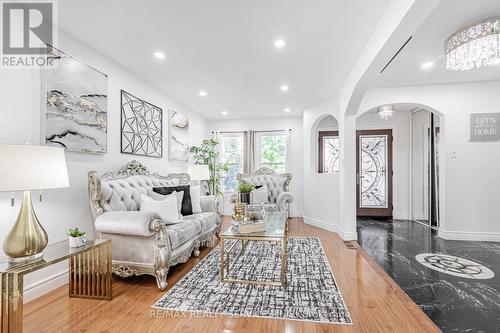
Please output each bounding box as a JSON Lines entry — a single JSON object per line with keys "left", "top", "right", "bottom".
{"left": 359, "top": 135, "right": 388, "bottom": 208}
{"left": 323, "top": 136, "right": 340, "bottom": 173}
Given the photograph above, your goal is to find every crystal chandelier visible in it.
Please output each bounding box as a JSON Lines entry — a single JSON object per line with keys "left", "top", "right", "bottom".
{"left": 445, "top": 17, "right": 500, "bottom": 71}
{"left": 377, "top": 105, "right": 395, "bottom": 120}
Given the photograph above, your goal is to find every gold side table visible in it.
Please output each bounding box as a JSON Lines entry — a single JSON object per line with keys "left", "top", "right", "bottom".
{"left": 0, "top": 239, "right": 112, "bottom": 333}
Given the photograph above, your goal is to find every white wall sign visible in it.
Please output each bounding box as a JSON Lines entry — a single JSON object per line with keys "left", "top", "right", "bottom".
{"left": 470, "top": 113, "right": 500, "bottom": 142}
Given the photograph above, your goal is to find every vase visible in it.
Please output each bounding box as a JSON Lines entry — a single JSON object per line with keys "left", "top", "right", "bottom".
{"left": 69, "top": 235, "right": 87, "bottom": 248}
{"left": 239, "top": 192, "right": 251, "bottom": 204}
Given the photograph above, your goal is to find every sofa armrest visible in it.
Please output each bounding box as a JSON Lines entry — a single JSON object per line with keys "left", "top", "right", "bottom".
{"left": 277, "top": 192, "right": 293, "bottom": 212}
{"left": 200, "top": 195, "right": 220, "bottom": 215}
{"left": 95, "top": 211, "right": 161, "bottom": 237}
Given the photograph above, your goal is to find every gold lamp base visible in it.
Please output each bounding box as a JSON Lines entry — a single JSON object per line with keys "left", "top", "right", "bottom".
{"left": 3, "top": 191, "right": 48, "bottom": 261}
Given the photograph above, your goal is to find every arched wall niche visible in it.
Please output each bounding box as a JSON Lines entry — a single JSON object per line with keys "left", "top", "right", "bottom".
{"left": 310, "top": 114, "right": 339, "bottom": 174}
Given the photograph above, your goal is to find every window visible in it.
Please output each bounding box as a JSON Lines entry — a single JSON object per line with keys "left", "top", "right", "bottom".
{"left": 318, "top": 131, "right": 339, "bottom": 173}
{"left": 256, "top": 132, "right": 287, "bottom": 173}
{"left": 220, "top": 133, "right": 243, "bottom": 192}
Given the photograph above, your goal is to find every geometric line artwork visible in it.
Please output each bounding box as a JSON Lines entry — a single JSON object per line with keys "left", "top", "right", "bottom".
{"left": 120, "top": 90, "right": 162, "bottom": 158}
{"left": 415, "top": 253, "right": 495, "bottom": 279}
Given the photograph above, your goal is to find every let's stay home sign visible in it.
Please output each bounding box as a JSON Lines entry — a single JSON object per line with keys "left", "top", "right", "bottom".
{"left": 470, "top": 113, "right": 500, "bottom": 142}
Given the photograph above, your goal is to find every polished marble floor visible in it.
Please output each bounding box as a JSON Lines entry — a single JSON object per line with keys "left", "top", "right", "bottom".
{"left": 357, "top": 218, "right": 500, "bottom": 333}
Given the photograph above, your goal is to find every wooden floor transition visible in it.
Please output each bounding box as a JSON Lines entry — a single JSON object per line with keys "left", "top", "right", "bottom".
{"left": 23, "top": 217, "right": 441, "bottom": 333}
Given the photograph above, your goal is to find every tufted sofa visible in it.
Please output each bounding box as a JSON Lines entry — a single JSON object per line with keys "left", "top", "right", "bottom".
{"left": 230, "top": 167, "right": 293, "bottom": 217}
{"left": 87, "top": 160, "right": 220, "bottom": 290}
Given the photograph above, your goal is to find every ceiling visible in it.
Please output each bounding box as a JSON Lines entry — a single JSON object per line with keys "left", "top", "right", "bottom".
{"left": 56, "top": 0, "right": 390, "bottom": 119}
{"left": 372, "top": 0, "right": 500, "bottom": 88}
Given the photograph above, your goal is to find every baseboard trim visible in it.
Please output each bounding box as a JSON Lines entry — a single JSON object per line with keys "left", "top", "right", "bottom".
{"left": 24, "top": 269, "right": 68, "bottom": 304}
{"left": 303, "top": 216, "right": 358, "bottom": 241}
{"left": 437, "top": 230, "right": 500, "bottom": 242}
{"left": 303, "top": 216, "right": 339, "bottom": 233}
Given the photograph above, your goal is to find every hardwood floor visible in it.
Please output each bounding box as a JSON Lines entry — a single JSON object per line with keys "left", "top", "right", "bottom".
{"left": 23, "top": 218, "right": 440, "bottom": 333}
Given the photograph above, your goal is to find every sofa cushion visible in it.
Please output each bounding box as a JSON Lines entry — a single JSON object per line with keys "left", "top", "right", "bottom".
{"left": 184, "top": 212, "right": 218, "bottom": 233}
{"left": 166, "top": 219, "right": 202, "bottom": 250}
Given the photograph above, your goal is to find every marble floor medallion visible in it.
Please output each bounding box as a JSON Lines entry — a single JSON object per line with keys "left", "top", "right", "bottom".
{"left": 415, "top": 253, "right": 495, "bottom": 279}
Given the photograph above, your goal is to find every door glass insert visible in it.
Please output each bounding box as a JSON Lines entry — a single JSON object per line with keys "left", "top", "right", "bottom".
{"left": 359, "top": 135, "right": 388, "bottom": 208}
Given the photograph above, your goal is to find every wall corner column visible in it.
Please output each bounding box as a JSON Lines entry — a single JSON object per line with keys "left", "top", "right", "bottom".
{"left": 339, "top": 113, "right": 357, "bottom": 240}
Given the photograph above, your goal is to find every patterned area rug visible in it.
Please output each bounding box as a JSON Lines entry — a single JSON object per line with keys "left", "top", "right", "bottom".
{"left": 153, "top": 237, "right": 352, "bottom": 324}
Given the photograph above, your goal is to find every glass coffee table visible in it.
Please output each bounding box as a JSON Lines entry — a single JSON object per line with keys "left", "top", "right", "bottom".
{"left": 220, "top": 211, "right": 288, "bottom": 286}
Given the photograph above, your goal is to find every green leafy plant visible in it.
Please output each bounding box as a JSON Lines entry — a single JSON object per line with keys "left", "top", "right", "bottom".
{"left": 67, "top": 228, "right": 86, "bottom": 238}
{"left": 190, "top": 139, "right": 229, "bottom": 196}
{"left": 237, "top": 183, "right": 255, "bottom": 193}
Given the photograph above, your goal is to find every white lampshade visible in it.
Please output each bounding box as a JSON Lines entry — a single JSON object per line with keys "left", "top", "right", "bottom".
{"left": 0, "top": 144, "right": 69, "bottom": 192}
{"left": 188, "top": 164, "right": 210, "bottom": 181}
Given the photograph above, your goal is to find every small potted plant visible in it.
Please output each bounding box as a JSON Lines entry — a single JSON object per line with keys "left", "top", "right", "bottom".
{"left": 67, "top": 228, "right": 87, "bottom": 248}
{"left": 237, "top": 183, "right": 255, "bottom": 204}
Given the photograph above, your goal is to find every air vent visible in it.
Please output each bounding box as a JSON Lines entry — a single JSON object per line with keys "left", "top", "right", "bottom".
{"left": 380, "top": 36, "right": 412, "bottom": 74}
{"left": 344, "top": 241, "right": 357, "bottom": 250}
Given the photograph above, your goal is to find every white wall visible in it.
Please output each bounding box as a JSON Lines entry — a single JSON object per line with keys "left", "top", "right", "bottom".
{"left": 302, "top": 98, "right": 342, "bottom": 234}
{"left": 359, "top": 81, "right": 500, "bottom": 241}
{"left": 207, "top": 117, "right": 304, "bottom": 217}
{"left": 356, "top": 110, "right": 412, "bottom": 220}
{"left": 0, "top": 30, "right": 208, "bottom": 302}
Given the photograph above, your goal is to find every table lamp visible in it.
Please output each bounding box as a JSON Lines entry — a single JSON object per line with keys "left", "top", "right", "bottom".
{"left": 187, "top": 164, "right": 210, "bottom": 183}
{"left": 0, "top": 144, "right": 69, "bottom": 261}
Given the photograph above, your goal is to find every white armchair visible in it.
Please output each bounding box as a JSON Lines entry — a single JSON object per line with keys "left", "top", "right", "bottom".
{"left": 230, "top": 167, "right": 293, "bottom": 217}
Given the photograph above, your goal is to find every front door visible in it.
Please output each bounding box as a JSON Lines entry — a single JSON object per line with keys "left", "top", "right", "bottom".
{"left": 356, "top": 129, "right": 393, "bottom": 217}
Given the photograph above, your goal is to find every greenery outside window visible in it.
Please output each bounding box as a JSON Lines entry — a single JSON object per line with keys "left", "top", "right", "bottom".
{"left": 256, "top": 132, "right": 287, "bottom": 173}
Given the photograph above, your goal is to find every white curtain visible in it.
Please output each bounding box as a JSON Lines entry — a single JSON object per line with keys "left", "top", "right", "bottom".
{"left": 243, "top": 130, "right": 255, "bottom": 173}
{"left": 285, "top": 129, "right": 292, "bottom": 173}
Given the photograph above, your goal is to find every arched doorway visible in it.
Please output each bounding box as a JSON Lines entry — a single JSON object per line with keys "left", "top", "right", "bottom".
{"left": 355, "top": 103, "right": 444, "bottom": 228}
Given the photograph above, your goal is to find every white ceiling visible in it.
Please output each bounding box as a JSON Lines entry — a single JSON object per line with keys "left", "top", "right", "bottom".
{"left": 372, "top": 0, "right": 500, "bottom": 88}
{"left": 57, "top": 0, "right": 390, "bottom": 120}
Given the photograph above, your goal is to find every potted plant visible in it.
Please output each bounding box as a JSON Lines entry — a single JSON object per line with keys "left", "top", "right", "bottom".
{"left": 67, "top": 228, "right": 87, "bottom": 248}
{"left": 237, "top": 183, "right": 255, "bottom": 204}
{"left": 190, "top": 139, "right": 229, "bottom": 196}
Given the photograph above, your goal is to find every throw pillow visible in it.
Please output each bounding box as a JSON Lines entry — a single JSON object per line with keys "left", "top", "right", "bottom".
{"left": 190, "top": 185, "right": 202, "bottom": 214}
{"left": 147, "top": 189, "right": 184, "bottom": 219}
{"left": 139, "top": 194, "right": 180, "bottom": 225}
{"left": 153, "top": 185, "right": 193, "bottom": 215}
{"left": 251, "top": 185, "right": 269, "bottom": 203}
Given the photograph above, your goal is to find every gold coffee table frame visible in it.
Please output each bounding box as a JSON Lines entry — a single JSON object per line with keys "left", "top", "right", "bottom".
{"left": 220, "top": 213, "right": 288, "bottom": 287}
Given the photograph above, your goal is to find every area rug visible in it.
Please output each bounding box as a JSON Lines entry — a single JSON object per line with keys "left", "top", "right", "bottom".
{"left": 152, "top": 237, "right": 352, "bottom": 324}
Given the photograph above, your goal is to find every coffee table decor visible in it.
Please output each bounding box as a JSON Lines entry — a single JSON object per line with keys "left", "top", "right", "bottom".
{"left": 152, "top": 236, "right": 352, "bottom": 325}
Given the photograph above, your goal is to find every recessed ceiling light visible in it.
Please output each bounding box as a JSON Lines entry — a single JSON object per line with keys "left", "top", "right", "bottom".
{"left": 153, "top": 51, "right": 165, "bottom": 60}
{"left": 280, "top": 85, "right": 289, "bottom": 92}
{"left": 221, "top": 110, "right": 228, "bottom": 116}
{"left": 284, "top": 108, "right": 291, "bottom": 113}
{"left": 198, "top": 90, "right": 207, "bottom": 97}
{"left": 421, "top": 61, "right": 434, "bottom": 69}
{"left": 274, "top": 39, "right": 286, "bottom": 49}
